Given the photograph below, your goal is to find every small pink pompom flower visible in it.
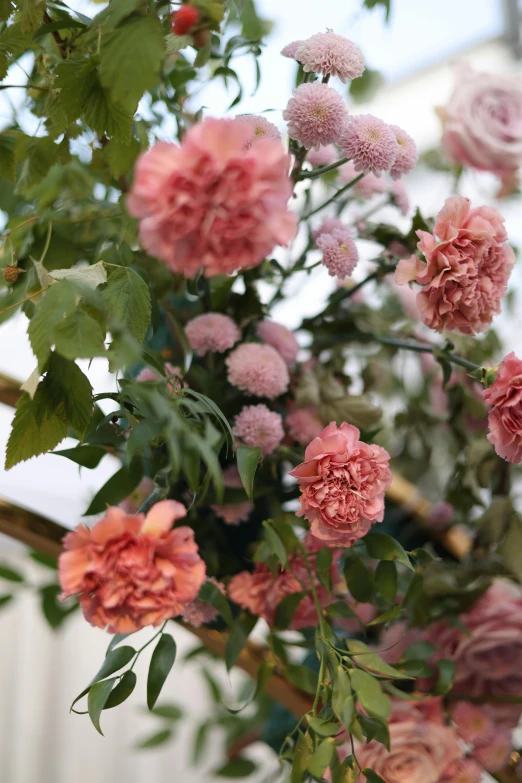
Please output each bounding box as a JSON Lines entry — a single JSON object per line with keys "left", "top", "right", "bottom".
{"left": 283, "top": 82, "right": 348, "bottom": 150}
{"left": 185, "top": 312, "right": 240, "bottom": 356}
{"left": 181, "top": 578, "right": 225, "bottom": 628}
{"left": 226, "top": 343, "right": 290, "bottom": 399}
{"left": 316, "top": 228, "right": 359, "bottom": 279}
{"left": 340, "top": 114, "right": 399, "bottom": 175}
{"left": 281, "top": 40, "right": 305, "bottom": 59}
{"left": 286, "top": 407, "right": 324, "bottom": 446}
{"left": 451, "top": 702, "right": 494, "bottom": 745}
{"left": 339, "top": 161, "right": 387, "bottom": 199}
{"left": 233, "top": 404, "right": 284, "bottom": 456}
{"left": 296, "top": 31, "right": 365, "bottom": 84}
{"left": 389, "top": 124, "right": 418, "bottom": 179}
{"left": 235, "top": 114, "right": 281, "bottom": 149}
{"left": 472, "top": 730, "right": 512, "bottom": 773}
{"left": 257, "top": 319, "right": 299, "bottom": 366}
{"left": 445, "top": 759, "right": 483, "bottom": 783}
{"left": 306, "top": 144, "right": 338, "bottom": 168}
{"left": 58, "top": 502, "right": 206, "bottom": 634}
{"left": 312, "top": 216, "right": 346, "bottom": 242}
{"left": 127, "top": 117, "right": 296, "bottom": 278}
{"left": 389, "top": 179, "right": 410, "bottom": 215}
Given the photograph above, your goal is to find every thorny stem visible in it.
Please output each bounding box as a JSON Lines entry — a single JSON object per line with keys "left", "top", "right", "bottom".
{"left": 302, "top": 173, "right": 365, "bottom": 220}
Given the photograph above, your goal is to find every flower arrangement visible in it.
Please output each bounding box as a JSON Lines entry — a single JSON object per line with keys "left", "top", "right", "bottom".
{"left": 1, "top": 1, "right": 522, "bottom": 780}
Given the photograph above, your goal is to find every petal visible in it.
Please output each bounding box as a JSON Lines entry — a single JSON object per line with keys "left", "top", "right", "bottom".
{"left": 142, "top": 500, "right": 187, "bottom": 537}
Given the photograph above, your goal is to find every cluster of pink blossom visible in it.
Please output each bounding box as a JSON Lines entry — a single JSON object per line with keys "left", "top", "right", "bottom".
{"left": 315, "top": 226, "right": 359, "bottom": 279}
{"left": 226, "top": 343, "right": 290, "bottom": 399}
{"left": 185, "top": 312, "right": 241, "bottom": 356}
{"left": 232, "top": 404, "right": 284, "bottom": 456}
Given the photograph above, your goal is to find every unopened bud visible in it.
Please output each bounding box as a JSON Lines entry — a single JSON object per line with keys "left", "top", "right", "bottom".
{"left": 3, "top": 265, "right": 20, "bottom": 284}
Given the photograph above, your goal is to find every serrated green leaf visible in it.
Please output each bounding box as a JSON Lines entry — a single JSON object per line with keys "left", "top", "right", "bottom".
{"left": 100, "top": 14, "right": 165, "bottom": 112}
{"left": 53, "top": 309, "right": 106, "bottom": 360}
{"left": 53, "top": 444, "right": 107, "bottom": 469}
{"left": 102, "top": 266, "right": 151, "bottom": 343}
{"left": 236, "top": 445, "right": 261, "bottom": 501}
{"left": 0, "top": 21, "right": 31, "bottom": 80}
{"left": 44, "top": 353, "right": 93, "bottom": 436}
{"left": 88, "top": 678, "right": 117, "bottom": 735}
{"left": 147, "top": 633, "right": 177, "bottom": 710}
{"left": 84, "top": 458, "right": 143, "bottom": 515}
{"left": 15, "top": 0, "right": 42, "bottom": 33}
{"left": 16, "top": 135, "right": 58, "bottom": 193}
{"left": 28, "top": 281, "right": 77, "bottom": 370}
{"left": 104, "top": 136, "right": 140, "bottom": 178}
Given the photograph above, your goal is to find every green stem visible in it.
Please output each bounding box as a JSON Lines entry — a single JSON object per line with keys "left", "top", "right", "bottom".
{"left": 0, "top": 286, "right": 49, "bottom": 316}
{"left": 302, "top": 173, "right": 365, "bottom": 221}
{"left": 322, "top": 261, "right": 397, "bottom": 316}
{"left": 297, "top": 157, "right": 349, "bottom": 181}
{"left": 130, "top": 622, "right": 166, "bottom": 671}
{"left": 373, "top": 335, "right": 480, "bottom": 371}
{"left": 138, "top": 486, "right": 167, "bottom": 514}
{"left": 359, "top": 195, "right": 392, "bottom": 221}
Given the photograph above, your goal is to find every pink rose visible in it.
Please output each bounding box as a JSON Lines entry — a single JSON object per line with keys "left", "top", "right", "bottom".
{"left": 395, "top": 196, "right": 515, "bottom": 335}
{"left": 59, "top": 501, "right": 206, "bottom": 634}
{"left": 289, "top": 422, "right": 392, "bottom": 547}
{"left": 484, "top": 352, "right": 522, "bottom": 464}
{"left": 439, "top": 64, "right": 522, "bottom": 174}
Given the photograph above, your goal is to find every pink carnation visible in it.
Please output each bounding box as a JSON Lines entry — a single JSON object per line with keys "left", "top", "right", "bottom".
{"left": 340, "top": 114, "right": 399, "bottom": 176}
{"left": 286, "top": 407, "right": 324, "bottom": 446}
{"left": 295, "top": 31, "right": 365, "bottom": 84}
{"left": 185, "top": 312, "right": 240, "bottom": 356}
{"left": 290, "top": 422, "right": 392, "bottom": 546}
{"left": 228, "top": 545, "right": 336, "bottom": 629}
{"left": 181, "top": 577, "right": 225, "bottom": 627}
{"left": 312, "top": 217, "right": 347, "bottom": 241}
{"left": 257, "top": 319, "right": 299, "bottom": 366}
{"left": 281, "top": 40, "right": 305, "bottom": 59}
{"left": 233, "top": 404, "right": 284, "bottom": 456}
{"left": 234, "top": 114, "right": 281, "bottom": 149}
{"left": 226, "top": 343, "right": 290, "bottom": 399}
{"left": 127, "top": 117, "right": 296, "bottom": 278}
{"left": 340, "top": 161, "right": 387, "bottom": 199}
{"left": 389, "top": 179, "right": 410, "bottom": 215}
{"left": 58, "top": 502, "right": 205, "bottom": 634}
{"left": 389, "top": 124, "right": 418, "bottom": 179}
{"left": 439, "top": 64, "right": 522, "bottom": 174}
{"left": 484, "top": 352, "right": 522, "bottom": 464}
{"left": 316, "top": 228, "right": 359, "bottom": 279}
{"left": 283, "top": 82, "right": 348, "bottom": 150}
{"left": 425, "top": 581, "right": 522, "bottom": 728}
{"left": 444, "top": 759, "right": 483, "bottom": 783}
{"left": 394, "top": 195, "right": 515, "bottom": 335}
{"left": 472, "top": 729, "right": 512, "bottom": 772}
{"left": 451, "top": 702, "right": 494, "bottom": 745}
{"left": 136, "top": 362, "right": 185, "bottom": 393}
{"left": 306, "top": 145, "right": 338, "bottom": 168}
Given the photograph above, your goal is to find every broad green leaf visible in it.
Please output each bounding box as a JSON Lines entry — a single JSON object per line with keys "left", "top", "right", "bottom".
{"left": 364, "top": 532, "right": 412, "bottom": 569}
{"left": 198, "top": 580, "right": 233, "bottom": 626}
{"left": 345, "top": 639, "right": 413, "bottom": 680}
{"left": 433, "top": 659, "right": 456, "bottom": 695}
{"left": 0, "top": 0, "right": 13, "bottom": 23}
{"left": 102, "top": 266, "right": 151, "bottom": 343}
{"left": 225, "top": 612, "right": 257, "bottom": 671}
{"left": 344, "top": 558, "right": 373, "bottom": 603}
{"left": 0, "top": 131, "right": 16, "bottom": 182}
{"left": 0, "top": 595, "right": 13, "bottom": 608}
{"left": 84, "top": 458, "right": 143, "bottom": 515}
{"left": 28, "top": 281, "right": 77, "bottom": 370}
{"left": 239, "top": 0, "right": 271, "bottom": 40}
{"left": 362, "top": 770, "right": 387, "bottom": 783}
{"left": 104, "top": 670, "right": 137, "bottom": 709}
{"left": 332, "top": 666, "right": 353, "bottom": 727}
{"left": 53, "top": 309, "right": 106, "bottom": 360}
{"left": 349, "top": 669, "right": 391, "bottom": 720}
{"left": 374, "top": 560, "right": 397, "bottom": 603}
{"left": 136, "top": 728, "right": 172, "bottom": 749}
{"left": 100, "top": 14, "right": 165, "bottom": 112}
{"left": 15, "top": 0, "right": 41, "bottom": 32}
{"left": 363, "top": 0, "right": 391, "bottom": 21}
{"left": 236, "top": 445, "right": 261, "bottom": 501}
{"left": 104, "top": 137, "right": 141, "bottom": 178}
{"left": 0, "top": 565, "right": 24, "bottom": 582}
{"left": 403, "top": 571, "right": 424, "bottom": 606}
{"left": 308, "top": 717, "right": 340, "bottom": 737}
{"left": 53, "top": 445, "right": 107, "bottom": 469}
{"left": 106, "top": 632, "right": 134, "bottom": 655}
{"left": 147, "top": 633, "right": 177, "bottom": 710}
{"left": 274, "top": 591, "right": 308, "bottom": 630}
{"left": 88, "top": 645, "right": 136, "bottom": 687}
{"left": 151, "top": 704, "right": 183, "bottom": 720}
{"left": 307, "top": 738, "right": 335, "bottom": 779}
{"left": 192, "top": 722, "right": 210, "bottom": 763}
{"left": 285, "top": 664, "right": 318, "bottom": 695}
{"left": 40, "top": 584, "right": 78, "bottom": 629}
{"left": 16, "top": 135, "right": 59, "bottom": 193}
{"left": 50, "top": 261, "right": 107, "bottom": 289}
{"left": 358, "top": 715, "right": 390, "bottom": 750}
{"left": 215, "top": 758, "right": 257, "bottom": 778}
{"left": 263, "top": 520, "right": 286, "bottom": 566}
{"left": 291, "top": 730, "right": 313, "bottom": 783}
{"left": 367, "top": 605, "right": 401, "bottom": 627}
{"left": 44, "top": 353, "right": 94, "bottom": 437}
{"left": 0, "top": 22, "right": 31, "bottom": 80}
{"left": 88, "top": 678, "right": 117, "bottom": 735}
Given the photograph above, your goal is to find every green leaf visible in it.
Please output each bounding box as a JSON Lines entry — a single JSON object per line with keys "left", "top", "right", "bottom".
{"left": 0, "top": 565, "right": 24, "bottom": 582}
{"left": 274, "top": 590, "right": 308, "bottom": 630}
{"left": 29, "top": 551, "right": 57, "bottom": 569}
{"left": 344, "top": 558, "right": 373, "bottom": 603}
{"left": 291, "top": 730, "right": 313, "bottom": 783}
{"left": 362, "top": 770, "right": 387, "bottom": 783}
{"left": 40, "top": 584, "right": 78, "bottom": 629}
{"left": 102, "top": 266, "right": 151, "bottom": 343}
{"left": 104, "top": 137, "right": 141, "bottom": 179}
{"left": 263, "top": 520, "right": 286, "bottom": 566}
{"left": 104, "top": 670, "right": 137, "bottom": 709}
{"left": 88, "top": 678, "right": 117, "bottom": 735}
{"left": 499, "top": 517, "right": 522, "bottom": 583}
{"left": 349, "top": 67, "right": 383, "bottom": 104}
{"left": 225, "top": 612, "right": 257, "bottom": 671}
{"left": 45, "top": 353, "right": 94, "bottom": 437}
{"left": 147, "top": 633, "right": 177, "bottom": 710}
{"left": 285, "top": 664, "right": 318, "bottom": 695}
{"left": 308, "top": 717, "right": 340, "bottom": 737}
{"left": 433, "top": 659, "right": 456, "bottom": 696}
{"left": 28, "top": 281, "right": 77, "bottom": 371}
{"left": 0, "top": 22, "right": 31, "bottom": 80}
{"left": 349, "top": 669, "right": 391, "bottom": 720}
{"left": 15, "top": 0, "right": 42, "bottom": 33}
{"left": 307, "top": 738, "right": 335, "bottom": 779}
{"left": 236, "top": 445, "right": 261, "bottom": 501}
{"left": 84, "top": 458, "right": 143, "bottom": 515}
{"left": 151, "top": 704, "right": 183, "bottom": 721}
{"left": 364, "top": 532, "right": 412, "bottom": 570}
{"left": 359, "top": 715, "right": 390, "bottom": 750}
{"left": 0, "top": 131, "right": 17, "bottom": 182}
{"left": 374, "top": 561, "right": 397, "bottom": 603}
{"left": 53, "top": 310, "right": 106, "bottom": 360}
{"left": 367, "top": 605, "right": 402, "bottom": 627}
{"left": 0, "top": 594, "right": 13, "bottom": 609}
{"left": 239, "top": 0, "right": 271, "bottom": 40}
{"left": 106, "top": 632, "right": 134, "bottom": 655}
{"left": 332, "top": 666, "right": 354, "bottom": 727}
{"left": 198, "top": 580, "right": 233, "bottom": 626}
{"left": 403, "top": 571, "right": 424, "bottom": 606}
{"left": 345, "top": 639, "right": 413, "bottom": 680}
{"left": 53, "top": 445, "right": 107, "bottom": 469}
{"left": 192, "top": 722, "right": 210, "bottom": 763}
{"left": 89, "top": 645, "right": 136, "bottom": 686}
{"left": 136, "top": 728, "right": 172, "bottom": 749}
{"left": 100, "top": 14, "right": 165, "bottom": 112}
{"left": 215, "top": 758, "right": 257, "bottom": 778}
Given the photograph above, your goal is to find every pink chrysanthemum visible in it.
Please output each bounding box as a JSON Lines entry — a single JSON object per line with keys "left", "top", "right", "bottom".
{"left": 283, "top": 82, "right": 348, "bottom": 150}
{"left": 339, "top": 161, "right": 387, "bottom": 199}
{"left": 281, "top": 40, "right": 305, "bottom": 59}
{"left": 180, "top": 578, "right": 225, "bottom": 627}
{"left": 295, "top": 31, "right": 365, "bottom": 84}
{"left": 306, "top": 144, "right": 338, "bottom": 168}
{"left": 445, "top": 759, "right": 483, "bottom": 783}
{"left": 211, "top": 501, "right": 253, "bottom": 525}
{"left": 257, "top": 319, "right": 299, "bottom": 366}
{"left": 451, "top": 702, "right": 494, "bottom": 745}
{"left": 233, "top": 404, "right": 285, "bottom": 456}
{"left": 137, "top": 362, "right": 185, "bottom": 393}
{"left": 340, "top": 114, "right": 399, "bottom": 176}
{"left": 286, "top": 407, "right": 324, "bottom": 446}
{"left": 389, "top": 124, "right": 418, "bottom": 179}
{"left": 226, "top": 343, "right": 290, "bottom": 399}
{"left": 312, "top": 216, "right": 347, "bottom": 242}
{"left": 389, "top": 179, "right": 410, "bottom": 215}
{"left": 235, "top": 114, "right": 281, "bottom": 149}
{"left": 316, "top": 228, "right": 359, "bottom": 279}
{"left": 472, "top": 730, "right": 512, "bottom": 773}
{"left": 185, "top": 312, "right": 240, "bottom": 356}
{"left": 127, "top": 117, "right": 296, "bottom": 278}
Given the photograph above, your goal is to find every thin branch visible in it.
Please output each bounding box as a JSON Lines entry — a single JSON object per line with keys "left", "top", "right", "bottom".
{"left": 302, "top": 173, "right": 365, "bottom": 220}
{"left": 297, "top": 156, "right": 349, "bottom": 181}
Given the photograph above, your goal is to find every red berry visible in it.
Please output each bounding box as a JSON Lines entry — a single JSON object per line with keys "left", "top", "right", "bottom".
{"left": 172, "top": 5, "right": 200, "bottom": 35}
{"left": 3, "top": 265, "right": 19, "bottom": 284}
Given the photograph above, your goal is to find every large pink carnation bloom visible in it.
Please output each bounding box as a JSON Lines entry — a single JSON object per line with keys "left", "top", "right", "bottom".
{"left": 425, "top": 581, "right": 522, "bottom": 728}
{"left": 395, "top": 195, "right": 515, "bottom": 335}
{"left": 290, "top": 422, "right": 392, "bottom": 546}
{"left": 439, "top": 64, "right": 522, "bottom": 174}
{"left": 484, "top": 352, "right": 522, "bottom": 464}
{"left": 127, "top": 118, "right": 296, "bottom": 278}
{"left": 58, "top": 502, "right": 206, "bottom": 634}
